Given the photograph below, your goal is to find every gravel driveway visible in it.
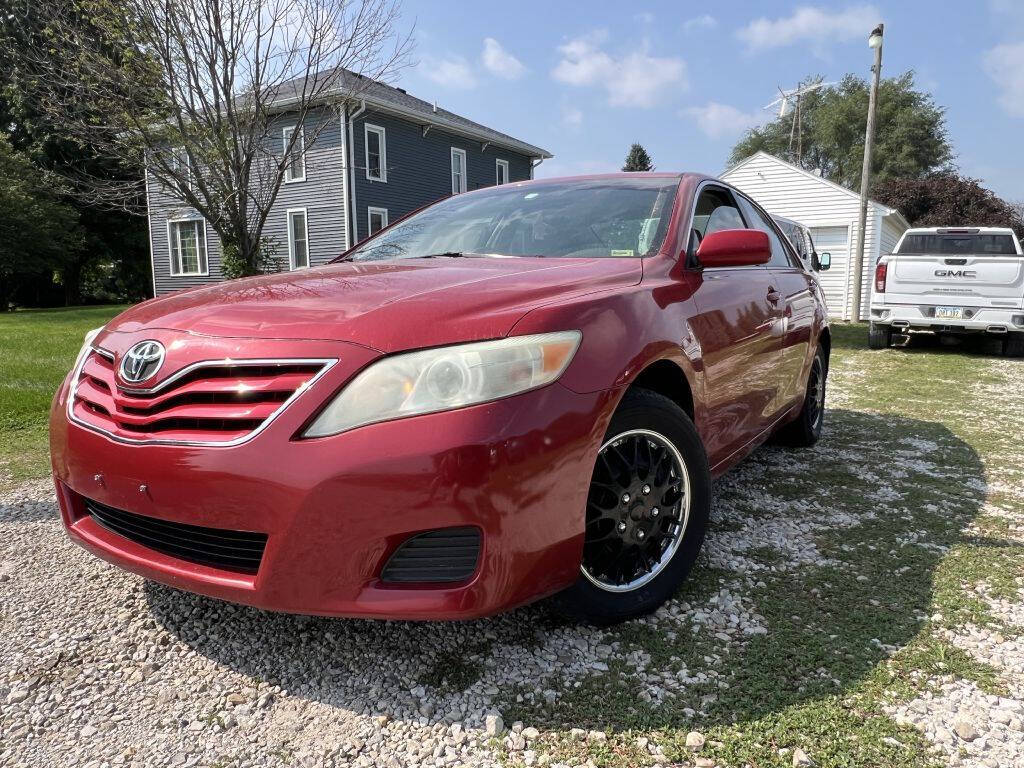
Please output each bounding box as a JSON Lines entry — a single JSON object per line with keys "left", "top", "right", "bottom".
{"left": 3, "top": 336, "right": 1023, "bottom": 768}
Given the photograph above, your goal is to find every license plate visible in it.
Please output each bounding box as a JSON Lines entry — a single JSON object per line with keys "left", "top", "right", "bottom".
{"left": 935, "top": 306, "right": 963, "bottom": 320}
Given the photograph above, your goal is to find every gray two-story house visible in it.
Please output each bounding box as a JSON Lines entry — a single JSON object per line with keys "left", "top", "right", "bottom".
{"left": 146, "top": 73, "right": 552, "bottom": 296}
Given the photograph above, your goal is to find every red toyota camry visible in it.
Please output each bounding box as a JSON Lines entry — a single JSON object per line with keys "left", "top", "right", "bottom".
{"left": 50, "top": 174, "right": 830, "bottom": 624}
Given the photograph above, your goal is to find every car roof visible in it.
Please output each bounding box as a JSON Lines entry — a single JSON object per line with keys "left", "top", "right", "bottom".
{"left": 510, "top": 171, "right": 691, "bottom": 184}
{"left": 904, "top": 227, "right": 1016, "bottom": 234}
{"left": 771, "top": 214, "right": 806, "bottom": 229}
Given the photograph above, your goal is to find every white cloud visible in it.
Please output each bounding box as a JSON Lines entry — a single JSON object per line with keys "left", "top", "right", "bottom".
{"left": 684, "top": 14, "right": 717, "bottom": 33}
{"left": 421, "top": 54, "right": 477, "bottom": 89}
{"left": 684, "top": 102, "right": 765, "bottom": 139}
{"left": 737, "top": 5, "right": 881, "bottom": 55}
{"left": 551, "top": 31, "right": 687, "bottom": 108}
{"left": 984, "top": 41, "right": 1024, "bottom": 117}
{"left": 634, "top": 12, "right": 655, "bottom": 24}
{"left": 561, "top": 104, "right": 583, "bottom": 129}
{"left": 481, "top": 37, "right": 525, "bottom": 80}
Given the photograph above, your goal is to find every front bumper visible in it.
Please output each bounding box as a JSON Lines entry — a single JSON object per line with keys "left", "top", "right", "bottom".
{"left": 869, "top": 303, "right": 1024, "bottom": 333}
{"left": 51, "top": 349, "right": 618, "bottom": 620}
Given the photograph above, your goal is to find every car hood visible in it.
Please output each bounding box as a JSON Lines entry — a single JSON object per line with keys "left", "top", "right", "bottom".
{"left": 106, "top": 257, "right": 642, "bottom": 352}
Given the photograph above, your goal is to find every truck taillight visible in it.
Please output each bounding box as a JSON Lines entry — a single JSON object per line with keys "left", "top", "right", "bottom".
{"left": 875, "top": 262, "right": 888, "bottom": 293}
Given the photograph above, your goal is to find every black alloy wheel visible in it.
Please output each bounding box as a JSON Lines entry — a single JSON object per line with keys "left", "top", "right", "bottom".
{"left": 582, "top": 430, "right": 690, "bottom": 592}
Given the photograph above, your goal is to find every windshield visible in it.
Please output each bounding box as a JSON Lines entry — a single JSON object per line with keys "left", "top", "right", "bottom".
{"left": 897, "top": 233, "right": 1018, "bottom": 255}
{"left": 343, "top": 178, "right": 679, "bottom": 262}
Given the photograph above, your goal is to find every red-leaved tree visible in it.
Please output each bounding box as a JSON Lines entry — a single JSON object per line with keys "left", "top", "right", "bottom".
{"left": 872, "top": 173, "right": 1024, "bottom": 240}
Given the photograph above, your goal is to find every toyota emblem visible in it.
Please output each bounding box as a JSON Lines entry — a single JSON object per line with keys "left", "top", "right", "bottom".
{"left": 120, "top": 340, "right": 166, "bottom": 383}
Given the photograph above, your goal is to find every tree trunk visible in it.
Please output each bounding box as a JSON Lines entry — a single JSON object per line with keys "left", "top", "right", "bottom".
{"left": 63, "top": 259, "right": 83, "bottom": 306}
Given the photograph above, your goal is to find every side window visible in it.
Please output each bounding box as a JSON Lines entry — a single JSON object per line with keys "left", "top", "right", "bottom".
{"left": 738, "top": 197, "right": 795, "bottom": 268}
{"left": 690, "top": 187, "right": 745, "bottom": 254}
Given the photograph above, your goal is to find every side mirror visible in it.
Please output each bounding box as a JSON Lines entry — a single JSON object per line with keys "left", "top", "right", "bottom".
{"left": 695, "top": 229, "right": 771, "bottom": 268}
{"left": 813, "top": 251, "right": 831, "bottom": 271}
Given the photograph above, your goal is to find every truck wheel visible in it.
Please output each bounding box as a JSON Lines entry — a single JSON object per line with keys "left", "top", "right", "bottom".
{"left": 868, "top": 323, "right": 892, "bottom": 350}
{"left": 1004, "top": 333, "right": 1024, "bottom": 358}
{"left": 775, "top": 345, "right": 827, "bottom": 448}
{"left": 551, "top": 389, "right": 710, "bottom": 625}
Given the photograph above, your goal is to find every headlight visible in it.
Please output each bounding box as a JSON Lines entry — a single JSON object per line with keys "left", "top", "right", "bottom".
{"left": 303, "top": 330, "right": 582, "bottom": 437}
{"left": 75, "top": 327, "right": 104, "bottom": 367}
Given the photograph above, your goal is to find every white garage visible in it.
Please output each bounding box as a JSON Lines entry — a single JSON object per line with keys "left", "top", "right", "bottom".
{"left": 721, "top": 151, "right": 910, "bottom": 320}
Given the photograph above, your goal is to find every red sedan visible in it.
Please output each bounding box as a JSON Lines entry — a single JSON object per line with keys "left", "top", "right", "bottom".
{"left": 50, "top": 174, "right": 830, "bottom": 624}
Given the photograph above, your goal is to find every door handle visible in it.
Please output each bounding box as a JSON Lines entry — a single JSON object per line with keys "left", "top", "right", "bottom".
{"left": 766, "top": 289, "right": 781, "bottom": 305}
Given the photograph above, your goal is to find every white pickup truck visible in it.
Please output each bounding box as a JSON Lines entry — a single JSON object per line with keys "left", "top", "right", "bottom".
{"left": 868, "top": 226, "right": 1024, "bottom": 356}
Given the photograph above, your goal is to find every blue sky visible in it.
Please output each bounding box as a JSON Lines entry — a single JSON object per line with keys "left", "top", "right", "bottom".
{"left": 394, "top": 0, "right": 1024, "bottom": 200}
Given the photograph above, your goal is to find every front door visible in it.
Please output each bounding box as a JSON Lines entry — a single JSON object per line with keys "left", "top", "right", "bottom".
{"left": 685, "top": 186, "right": 781, "bottom": 468}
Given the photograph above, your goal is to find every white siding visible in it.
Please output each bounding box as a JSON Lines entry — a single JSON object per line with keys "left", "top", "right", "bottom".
{"left": 880, "top": 213, "right": 904, "bottom": 257}
{"left": 809, "top": 225, "right": 850, "bottom": 319}
{"left": 722, "top": 152, "right": 900, "bottom": 320}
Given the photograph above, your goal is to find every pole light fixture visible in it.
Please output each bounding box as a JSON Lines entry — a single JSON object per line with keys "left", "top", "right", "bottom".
{"left": 850, "top": 23, "right": 884, "bottom": 324}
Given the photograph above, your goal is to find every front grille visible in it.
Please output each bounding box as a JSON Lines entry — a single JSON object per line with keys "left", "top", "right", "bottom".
{"left": 380, "top": 527, "right": 481, "bottom": 584}
{"left": 70, "top": 350, "right": 329, "bottom": 444}
{"left": 84, "top": 497, "right": 268, "bottom": 574}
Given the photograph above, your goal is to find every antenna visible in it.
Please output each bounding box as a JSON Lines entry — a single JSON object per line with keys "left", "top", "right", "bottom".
{"left": 763, "top": 79, "right": 835, "bottom": 164}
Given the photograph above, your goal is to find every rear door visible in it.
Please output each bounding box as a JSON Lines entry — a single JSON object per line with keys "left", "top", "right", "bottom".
{"left": 686, "top": 185, "right": 781, "bottom": 465}
{"left": 738, "top": 195, "right": 817, "bottom": 415}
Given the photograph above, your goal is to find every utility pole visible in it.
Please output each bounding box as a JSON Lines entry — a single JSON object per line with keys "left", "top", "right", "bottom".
{"left": 850, "top": 24, "right": 884, "bottom": 323}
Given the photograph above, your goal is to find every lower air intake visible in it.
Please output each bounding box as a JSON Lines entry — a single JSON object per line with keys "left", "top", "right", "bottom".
{"left": 84, "top": 497, "right": 268, "bottom": 574}
{"left": 380, "top": 527, "right": 481, "bottom": 584}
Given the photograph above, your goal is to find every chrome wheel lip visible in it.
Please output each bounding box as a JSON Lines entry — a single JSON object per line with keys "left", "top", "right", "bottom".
{"left": 581, "top": 429, "right": 691, "bottom": 593}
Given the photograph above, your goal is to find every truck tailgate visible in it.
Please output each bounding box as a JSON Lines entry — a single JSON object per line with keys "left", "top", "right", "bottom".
{"left": 882, "top": 255, "right": 1024, "bottom": 309}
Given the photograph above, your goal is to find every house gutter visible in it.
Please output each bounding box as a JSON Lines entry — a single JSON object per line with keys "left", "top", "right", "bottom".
{"left": 530, "top": 157, "right": 545, "bottom": 180}
{"left": 347, "top": 99, "right": 367, "bottom": 244}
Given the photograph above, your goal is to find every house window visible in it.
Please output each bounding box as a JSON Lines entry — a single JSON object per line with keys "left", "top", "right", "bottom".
{"left": 169, "top": 147, "right": 194, "bottom": 191}
{"left": 451, "top": 147, "right": 467, "bottom": 194}
{"left": 283, "top": 126, "right": 305, "bottom": 183}
{"left": 168, "top": 219, "right": 208, "bottom": 276}
{"left": 496, "top": 159, "right": 509, "bottom": 186}
{"left": 368, "top": 207, "right": 388, "bottom": 236}
{"left": 287, "top": 208, "right": 309, "bottom": 269}
{"left": 365, "top": 124, "right": 387, "bottom": 182}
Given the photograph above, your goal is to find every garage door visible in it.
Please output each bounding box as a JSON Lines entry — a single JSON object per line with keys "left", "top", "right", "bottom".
{"left": 810, "top": 226, "right": 850, "bottom": 319}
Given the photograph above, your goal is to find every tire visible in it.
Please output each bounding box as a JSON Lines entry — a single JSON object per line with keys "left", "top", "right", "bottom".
{"left": 551, "top": 389, "right": 711, "bottom": 625}
{"left": 1004, "top": 333, "right": 1024, "bottom": 358}
{"left": 775, "top": 345, "right": 827, "bottom": 448}
{"left": 868, "top": 322, "right": 891, "bottom": 350}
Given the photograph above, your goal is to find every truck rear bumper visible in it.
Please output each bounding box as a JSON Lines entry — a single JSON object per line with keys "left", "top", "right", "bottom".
{"left": 869, "top": 303, "right": 1024, "bottom": 334}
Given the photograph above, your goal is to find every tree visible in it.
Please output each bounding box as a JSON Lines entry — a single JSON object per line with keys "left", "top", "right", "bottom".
{"left": 873, "top": 173, "right": 1024, "bottom": 240}
{"left": 623, "top": 143, "right": 654, "bottom": 172}
{"left": 729, "top": 72, "right": 952, "bottom": 189}
{"left": 0, "top": 136, "right": 84, "bottom": 309}
{"left": 1, "top": 1, "right": 149, "bottom": 307}
{"left": 17, "top": 0, "right": 411, "bottom": 278}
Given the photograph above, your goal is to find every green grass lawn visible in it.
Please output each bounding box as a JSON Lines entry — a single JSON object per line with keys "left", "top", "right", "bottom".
{"left": 0, "top": 305, "right": 127, "bottom": 492}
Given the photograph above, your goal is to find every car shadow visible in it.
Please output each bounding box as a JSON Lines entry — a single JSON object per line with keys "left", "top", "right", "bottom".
{"left": 144, "top": 406, "right": 987, "bottom": 745}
